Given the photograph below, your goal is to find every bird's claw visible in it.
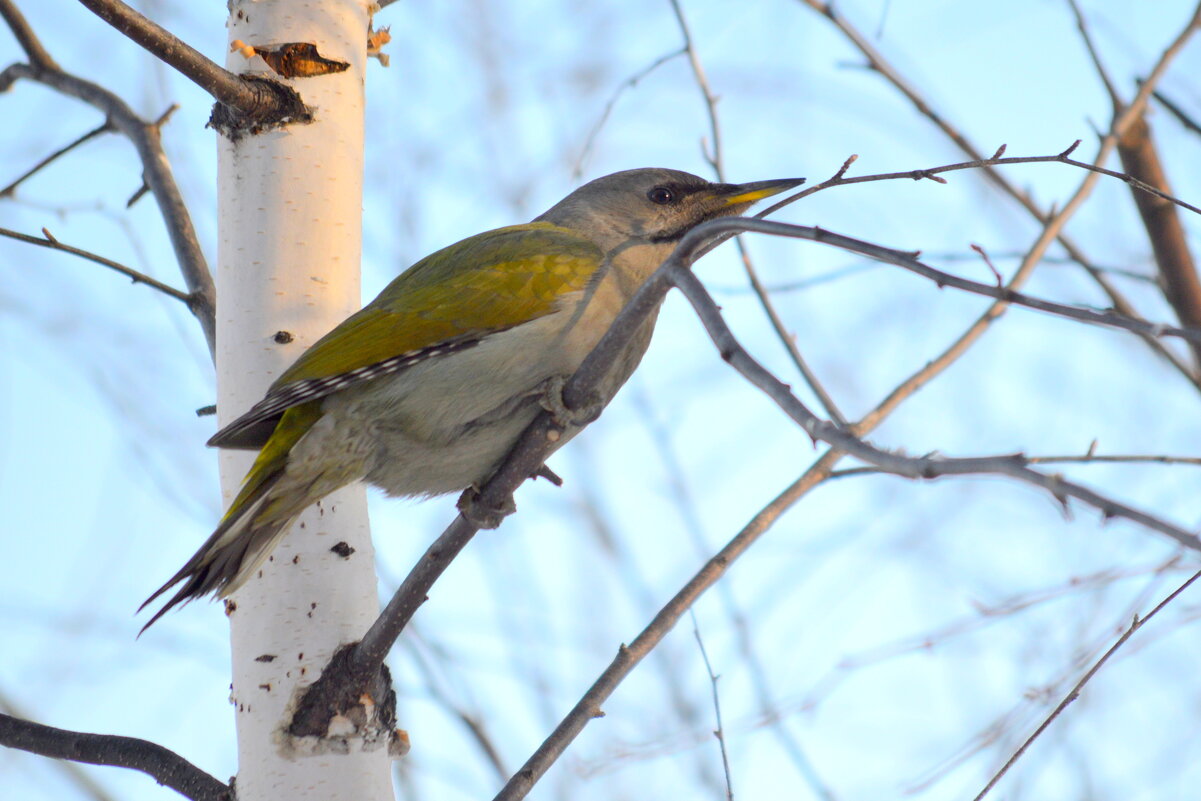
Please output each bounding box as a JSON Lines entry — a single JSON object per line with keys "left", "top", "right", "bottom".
{"left": 540, "top": 376, "right": 603, "bottom": 427}
{"left": 456, "top": 485, "right": 515, "bottom": 529}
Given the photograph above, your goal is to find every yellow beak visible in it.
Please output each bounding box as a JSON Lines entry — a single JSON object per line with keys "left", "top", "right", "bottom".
{"left": 718, "top": 176, "right": 805, "bottom": 207}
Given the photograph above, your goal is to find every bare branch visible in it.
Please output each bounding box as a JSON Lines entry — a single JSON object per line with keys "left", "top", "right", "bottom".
{"left": 1117, "top": 113, "right": 1201, "bottom": 364}
{"left": 830, "top": 452, "right": 1201, "bottom": 479}
{"left": 1065, "top": 0, "right": 1122, "bottom": 109}
{"left": 494, "top": 463, "right": 831, "bottom": 801}
{"left": 0, "top": 121, "right": 114, "bottom": 198}
{"left": 531, "top": 124, "right": 1201, "bottom": 797}
{"left": 573, "top": 47, "right": 686, "bottom": 178}
{"left": 0, "top": 225, "right": 191, "bottom": 302}
{"left": 972, "top": 569, "right": 1201, "bottom": 800}
{"left": 668, "top": 0, "right": 723, "bottom": 175}
{"left": 493, "top": 211, "right": 1200, "bottom": 800}
{"left": 1147, "top": 82, "right": 1201, "bottom": 136}
{"left": 0, "top": 2, "right": 216, "bottom": 352}
{"left": 692, "top": 615, "right": 734, "bottom": 801}
{"left": 797, "top": 0, "right": 1201, "bottom": 388}
{"left": 665, "top": 236, "right": 1200, "bottom": 551}
{"left": 0, "top": 690, "right": 120, "bottom": 801}
{"left": 350, "top": 516, "right": 478, "bottom": 680}
{"left": 669, "top": 0, "right": 845, "bottom": 424}
{"left": 0, "top": 713, "right": 231, "bottom": 801}
{"left": 630, "top": 391, "right": 836, "bottom": 797}
{"left": 769, "top": 144, "right": 1201, "bottom": 218}
{"left": 0, "top": 0, "right": 56, "bottom": 69}
{"left": 1067, "top": 0, "right": 1201, "bottom": 362}
{"left": 305, "top": 68, "right": 1201, "bottom": 787}
{"left": 707, "top": 218, "right": 1201, "bottom": 347}
{"left": 75, "top": 0, "right": 290, "bottom": 117}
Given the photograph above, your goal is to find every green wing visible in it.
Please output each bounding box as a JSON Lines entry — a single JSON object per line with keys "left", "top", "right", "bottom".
{"left": 210, "top": 222, "right": 603, "bottom": 449}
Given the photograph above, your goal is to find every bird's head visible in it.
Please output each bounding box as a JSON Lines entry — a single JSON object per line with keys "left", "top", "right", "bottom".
{"left": 536, "top": 168, "right": 804, "bottom": 253}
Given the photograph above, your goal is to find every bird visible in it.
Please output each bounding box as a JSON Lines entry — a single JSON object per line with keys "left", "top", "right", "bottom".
{"left": 140, "top": 167, "right": 803, "bottom": 629}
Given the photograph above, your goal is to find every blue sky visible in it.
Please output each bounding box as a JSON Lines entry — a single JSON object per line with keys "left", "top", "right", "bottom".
{"left": 2, "top": 1, "right": 1201, "bottom": 799}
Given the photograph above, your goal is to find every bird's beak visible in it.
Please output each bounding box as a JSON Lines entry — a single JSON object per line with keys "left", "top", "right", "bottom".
{"left": 717, "top": 176, "right": 806, "bottom": 208}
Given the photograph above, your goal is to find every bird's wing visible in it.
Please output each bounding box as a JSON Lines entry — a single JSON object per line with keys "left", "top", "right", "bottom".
{"left": 209, "top": 222, "right": 604, "bottom": 449}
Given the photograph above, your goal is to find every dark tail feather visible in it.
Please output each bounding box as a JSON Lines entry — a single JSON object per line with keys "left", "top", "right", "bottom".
{"left": 138, "top": 472, "right": 285, "bottom": 635}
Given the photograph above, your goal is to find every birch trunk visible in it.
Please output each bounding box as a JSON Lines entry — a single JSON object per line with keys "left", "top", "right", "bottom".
{"left": 216, "top": 1, "right": 394, "bottom": 799}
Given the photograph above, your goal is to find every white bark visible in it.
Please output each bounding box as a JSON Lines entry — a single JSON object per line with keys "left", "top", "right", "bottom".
{"left": 217, "top": 1, "right": 393, "bottom": 799}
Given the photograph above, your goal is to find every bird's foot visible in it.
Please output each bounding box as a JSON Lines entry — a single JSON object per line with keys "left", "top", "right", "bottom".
{"left": 540, "top": 376, "right": 604, "bottom": 427}
{"left": 456, "top": 485, "right": 516, "bottom": 529}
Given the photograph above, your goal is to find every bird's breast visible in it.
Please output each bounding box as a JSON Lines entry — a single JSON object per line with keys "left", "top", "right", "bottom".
{"left": 309, "top": 260, "right": 662, "bottom": 498}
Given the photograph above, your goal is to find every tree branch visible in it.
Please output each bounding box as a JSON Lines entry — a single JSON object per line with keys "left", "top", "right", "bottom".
{"left": 494, "top": 212, "right": 1201, "bottom": 801}
{"left": 0, "top": 1, "right": 216, "bottom": 353}
{"left": 972, "top": 568, "right": 1201, "bottom": 800}
{"left": 75, "top": 0, "right": 289, "bottom": 117}
{"left": 0, "top": 713, "right": 231, "bottom": 801}
{"left": 670, "top": 0, "right": 846, "bottom": 425}
{"left": 0, "top": 0, "right": 55, "bottom": 69}
{"left": 1065, "top": 1, "right": 1201, "bottom": 365}
{"left": 797, "top": 0, "right": 1201, "bottom": 387}
{"left": 344, "top": 212, "right": 1199, "bottom": 800}
{"left": 0, "top": 120, "right": 114, "bottom": 198}
{"left": 1117, "top": 113, "right": 1201, "bottom": 365}
{"left": 573, "top": 47, "right": 685, "bottom": 178}
{"left": 1, "top": 225, "right": 192, "bottom": 302}
{"left": 664, "top": 235, "right": 1200, "bottom": 551}
{"left": 770, "top": 142, "right": 1201, "bottom": 218}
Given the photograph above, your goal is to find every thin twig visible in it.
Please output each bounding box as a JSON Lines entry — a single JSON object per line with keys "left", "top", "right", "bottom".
{"left": 0, "top": 121, "right": 114, "bottom": 198}
{"left": 492, "top": 141, "right": 1072, "bottom": 796}
{"left": 0, "top": 225, "right": 191, "bottom": 301}
{"left": 666, "top": 241, "right": 1200, "bottom": 551}
{"left": 829, "top": 452, "right": 1201, "bottom": 479}
{"left": 0, "top": 713, "right": 231, "bottom": 801}
{"left": 770, "top": 143, "right": 1201, "bottom": 218}
{"left": 631, "top": 392, "right": 836, "bottom": 797}
{"left": 405, "top": 631, "right": 509, "bottom": 781}
{"left": 670, "top": 0, "right": 846, "bottom": 424}
{"left": 494, "top": 464, "right": 832, "bottom": 801}
{"left": 1065, "top": 0, "right": 1122, "bottom": 108}
{"left": 0, "top": 1, "right": 216, "bottom": 352}
{"left": 713, "top": 219, "right": 1201, "bottom": 346}
{"left": 573, "top": 47, "right": 686, "bottom": 178}
{"left": 724, "top": 104, "right": 1184, "bottom": 795}
{"left": 972, "top": 569, "right": 1201, "bottom": 800}
{"left": 904, "top": 563, "right": 1179, "bottom": 793}
{"left": 1147, "top": 83, "right": 1201, "bottom": 136}
{"left": 797, "top": 0, "right": 1201, "bottom": 388}
{"left": 1074, "top": 0, "right": 1201, "bottom": 365}
{"left": 346, "top": 60, "right": 1199, "bottom": 792}
{"left": 692, "top": 613, "right": 735, "bottom": 801}
{"left": 1118, "top": 114, "right": 1201, "bottom": 364}
{"left": 491, "top": 209, "right": 1200, "bottom": 799}
{"left": 813, "top": 558, "right": 1186, "bottom": 682}
{"left": 570, "top": 434, "right": 735, "bottom": 793}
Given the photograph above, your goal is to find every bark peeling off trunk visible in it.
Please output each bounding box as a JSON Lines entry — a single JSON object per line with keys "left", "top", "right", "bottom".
{"left": 283, "top": 644, "right": 407, "bottom": 758}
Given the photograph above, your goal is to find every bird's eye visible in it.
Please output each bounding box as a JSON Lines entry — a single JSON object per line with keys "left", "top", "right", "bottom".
{"left": 647, "top": 186, "right": 675, "bottom": 205}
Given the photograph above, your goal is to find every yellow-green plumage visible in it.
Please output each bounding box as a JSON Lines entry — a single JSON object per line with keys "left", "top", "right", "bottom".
{"left": 141, "top": 168, "right": 803, "bottom": 630}
{"left": 217, "top": 224, "right": 602, "bottom": 531}
{"left": 276, "top": 223, "right": 603, "bottom": 386}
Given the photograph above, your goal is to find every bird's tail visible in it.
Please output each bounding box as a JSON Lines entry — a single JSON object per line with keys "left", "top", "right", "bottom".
{"left": 138, "top": 468, "right": 312, "bottom": 633}
{"left": 140, "top": 405, "right": 330, "bottom": 633}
